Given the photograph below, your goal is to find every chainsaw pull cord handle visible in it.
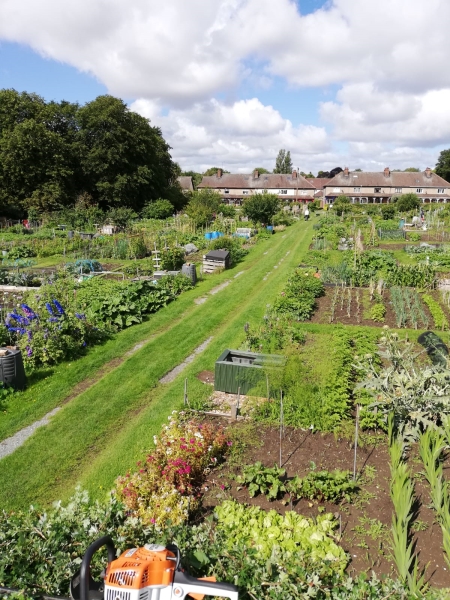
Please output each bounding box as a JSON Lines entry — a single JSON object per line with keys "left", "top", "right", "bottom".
{"left": 165, "top": 543, "right": 181, "bottom": 570}
{"left": 80, "top": 536, "right": 116, "bottom": 600}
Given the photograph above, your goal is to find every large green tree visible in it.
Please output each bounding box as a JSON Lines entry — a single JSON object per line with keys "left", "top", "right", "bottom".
{"left": 0, "top": 89, "right": 180, "bottom": 215}
{"left": 185, "top": 188, "right": 222, "bottom": 226}
{"left": 76, "top": 95, "right": 178, "bottom": 211}
{"left": 242, "top": 192, "right": 279, "bottom": 225}
{"left": 436, "top": 149, "right": 450, "bottom": 183}
{"left": 394, "top": 193, "right": 420, "bottom": 212}
{"left": 273, "top": 149, "right": 293, "bottom": 174}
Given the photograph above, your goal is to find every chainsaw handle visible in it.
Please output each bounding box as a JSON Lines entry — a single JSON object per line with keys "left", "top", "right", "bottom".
{"left": 80, "top": 536, "right": 116, "bottom": 600}
{"left": 166, "top": 543, "right": 181, "bottom": 570}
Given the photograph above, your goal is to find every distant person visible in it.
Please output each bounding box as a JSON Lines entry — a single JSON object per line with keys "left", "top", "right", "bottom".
{"left": 304, "top": 207, "right": 310, "bottom": 221}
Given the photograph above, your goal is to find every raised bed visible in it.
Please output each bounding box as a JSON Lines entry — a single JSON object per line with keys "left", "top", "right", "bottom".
{"left": 214, "top": 349, "right": 284, "bottom": 395}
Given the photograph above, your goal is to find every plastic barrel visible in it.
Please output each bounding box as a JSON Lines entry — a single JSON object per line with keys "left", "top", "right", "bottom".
{"left": 181, "top": 263, "right": 197, "bottom": 285}
{"left": 67, "top": 230, "right": 74, "bottom": 239}
{"left": 0, "top": 347, "right": 26, "bottom": 390}
{"left": 266, "top": 226, "right": 274, "bottom": 233}
{"left": 204, "top": 232, "right": 212, "bottom": 240}
{"left": 211, "top": 231, "right": 219, "bottom": 239}
{"left": 399, "top": 219, "right": 405, "bottom": 229}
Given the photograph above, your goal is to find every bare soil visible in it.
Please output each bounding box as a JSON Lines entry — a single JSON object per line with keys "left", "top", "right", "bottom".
{"left": 203, "top": 422, "right": 450, "bottom": 588}
{"left": 310, "top": 287, "right": 434, "bottom": 329}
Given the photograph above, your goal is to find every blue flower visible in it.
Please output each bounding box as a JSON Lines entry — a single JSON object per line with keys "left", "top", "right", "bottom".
{"left": 45, "top": 303, "right": 54, "bottom": 316}
{"left": 75, "top": 312, "right": 86, "bottom": 320}
{"left": 52, "top": 299, "right": 65, "bottom": 315}
{"left": 27, "top": 330, "right": 32, "bottom": 341}
{"left": 82, "top": 341, "right": 87, "bottom": 347}
{"left": 48, "top": 317, "right": 59, "bottom": 323}
{"left": 21, "top": 304, "right": 37, "bottom": 320}
{"left": 26, "top": 345, "right": 32, "bottom": 357}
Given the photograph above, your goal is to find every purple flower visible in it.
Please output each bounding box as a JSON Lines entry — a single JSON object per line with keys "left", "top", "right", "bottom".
{"left": 48, "top": 317, "right": 59, "bottom": 323}
{"left": 75, "top": 313, "right": 86, "bottom": 320}
{"left": 52, "top": 299, "right": 65, "bottom": 315}
{"left": 20, "top": 304, "right": 37, "bottom": 320}
{"left": 45, "top": 303, "right": 54, "bottom": 316}
{"left": 27, "top": 330, "right": 32, "bottom": 341}
{"left": 82, "top": 341, "right": 87, "bottom": 347}
{"left": 26, "top": 345, "right": 32, "bottom": 357}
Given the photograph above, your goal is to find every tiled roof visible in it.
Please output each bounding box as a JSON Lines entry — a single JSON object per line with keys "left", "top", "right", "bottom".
{"left": 308, "top": 178, "right": 332, "bottom": 189}
{"left": 198, "top": 172, "right": 315, "bottom": 190}
{"left": 325, "top": 170, "right": 450, "bottom": 188}
{"left": 177, "top": 176, "right": 194, "bottom": 191}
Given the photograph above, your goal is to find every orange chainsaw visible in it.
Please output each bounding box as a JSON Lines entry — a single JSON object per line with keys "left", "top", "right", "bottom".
{"left": 70, "top": 536, "right": 239, "bottom": 600}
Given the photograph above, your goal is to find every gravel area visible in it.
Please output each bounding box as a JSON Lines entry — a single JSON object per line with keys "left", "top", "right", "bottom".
{"left": 0, "top": 407, "right": 61, "bottom": 460}
{"left": 159, "top": 337, "right": 213, "bottom": 384}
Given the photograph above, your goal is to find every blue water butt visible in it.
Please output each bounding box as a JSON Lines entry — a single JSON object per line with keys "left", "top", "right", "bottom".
{"left": 205, "top": 232, "right": 213, "bottom": 240}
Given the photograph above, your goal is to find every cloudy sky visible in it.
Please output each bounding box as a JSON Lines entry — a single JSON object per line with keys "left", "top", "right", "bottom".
{"left": 0, "top": 0, "right": 449, "bottom": 174}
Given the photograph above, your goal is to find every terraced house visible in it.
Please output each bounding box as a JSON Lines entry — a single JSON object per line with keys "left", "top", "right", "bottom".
{"left": 323, "top": 167, "right": 450, "bottom": 205}
{"left": 198, "top": 169, "right": 316, "bottom": 205}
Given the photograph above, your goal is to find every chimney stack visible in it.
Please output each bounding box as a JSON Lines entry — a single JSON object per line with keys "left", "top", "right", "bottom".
{"left": 292, "top": 170, "right": 297, "bottom": 179}
{"left": 425, "top": 167, "right": 432, "bottom": 178}
{"left": 217, "top": 168, "right": 222, "bottom": 178}
{"left": 343, "top": 167, "right": 349, "bottom": 177}
{"left": 384, "top": 167, "right": 390, "bottom": 177}
{"left": 253, "top": 169, "right": 259, "bottom": 179}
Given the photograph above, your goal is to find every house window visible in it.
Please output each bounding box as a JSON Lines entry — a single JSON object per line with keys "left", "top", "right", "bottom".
{"left": 353, "top": 187, "right": 361, "bottom": 192}
{"left": 224, "top": 189, "right": 229, "bottom": 194}
{"left": 279, "top": 189, "right": 288, "bottom": 194}
{"left": 416, "top": 188, "right": 423, "bottom": 193}
{"left": 333, "top": 188, "right": 341, "bottom": 193}
{"left": 438, "top": 188, "right": 445, "bottom": 193}
{"left": 242, "top": 190, "right": 249, "bottom": 195}
{"left": 374, "top": 187, "right": 381, "bottom": 193}
{"left": 395, "top": 187, "right": 402, "bottom": 193}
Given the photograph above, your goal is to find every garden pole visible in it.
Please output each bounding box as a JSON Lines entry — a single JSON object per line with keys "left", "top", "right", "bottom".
{"left": 353, "top": 404, "right": 360, "bottom": 481}
{"left": 184, "top": 378, "right": 188, "bottom": 406}
{"left": 266, "top": 374, "right": 270, "bottom": 401}
{"left": 237, "top": 386, "right": 240, "bottom": 412}
{"left": 280, "top": 390, "right": 284, "bottom": 468}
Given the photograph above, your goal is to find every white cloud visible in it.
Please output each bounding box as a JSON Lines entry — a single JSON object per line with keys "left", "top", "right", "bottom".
{"left": 131, "top": 97, "right": 330, "bottom": 172}
{"left": 321, "top": 86, "right": 450, "bottom": 146}
{"left": 1, "top": 0, "right": 449, "bottom": 173}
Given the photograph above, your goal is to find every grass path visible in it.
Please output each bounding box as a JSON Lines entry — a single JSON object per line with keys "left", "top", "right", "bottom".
{"left": 0, "top": 234, "right": 288, "bottom": 442}
{"left": 0, "top": 221, "right": 314, "bottom": 509}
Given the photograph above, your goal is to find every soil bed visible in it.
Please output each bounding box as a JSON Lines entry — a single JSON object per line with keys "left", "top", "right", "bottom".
{"left": 310, "top": 287, "right": 434, "bottom": 329}
{"left": 202, "top": 421, "right": 450, "bottom": 588}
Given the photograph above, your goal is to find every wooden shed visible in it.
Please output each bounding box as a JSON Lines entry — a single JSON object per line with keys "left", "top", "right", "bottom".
{"left": 215, "top": 349, "right": 285, "bottom": 395}
{"left": 203, "top": 249, "right": 231, "bottom": 273}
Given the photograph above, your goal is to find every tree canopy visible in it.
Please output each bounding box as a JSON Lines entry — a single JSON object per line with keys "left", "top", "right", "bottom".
{"left": 394, "top": 193, "right": 420, "bottom": 212}
{"left": 203, "top": 167, "right": 230, "bottom": 176}
{"left": 273, "top": 150, "right": 293, "bottom": 174}
{"left": 185, "top": 188, "right": 222, "bottom": 226}
{"left": 252, "top": 167, "right": 271, "bottom": 174}
{"left": 0, "top": 89, "right": 180, "bottom": 216}
{"left": 436, "top": 149, "right": 450, "bottom": 183}
{"left": 242, "top": 192, "right": 279, "bottom": 225}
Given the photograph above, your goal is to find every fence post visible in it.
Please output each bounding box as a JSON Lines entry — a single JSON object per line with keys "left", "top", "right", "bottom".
{"left": 353, "top": 404, "right": 360, "bottom": 480}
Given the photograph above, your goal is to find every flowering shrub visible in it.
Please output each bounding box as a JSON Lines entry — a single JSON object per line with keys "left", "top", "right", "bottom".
{"left": 115, "top": 412, "right": 230, "bottom": 527}
{"left": 5, "top": 301, "right": 104, "bottom": 369}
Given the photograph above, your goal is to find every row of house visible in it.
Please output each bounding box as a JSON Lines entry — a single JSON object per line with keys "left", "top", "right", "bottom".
{"left": 178, "top": 167, "right": 450, "bottom": 206}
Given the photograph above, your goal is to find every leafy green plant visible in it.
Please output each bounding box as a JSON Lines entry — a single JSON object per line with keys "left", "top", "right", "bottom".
{"left": 272, "top": 269, "right": 324, "bottom": 321}
{"left": 355, "top": 330, "right": 450, "bottom": 440}
{"left": 418, "top": 428, "right": 450, "bottom": 569}
{"left": 370, "top": 302, "right": 386, "bottom": 322}
{"left": 214, "top": 500, "right": 347, "bottom": 569}
{"left": 387, "top": 264, "right": 436, "bottom": 288}
{"left": 422, "top": 294, "right": 449, "bottom": 330}
{"left": 287, "top": 468, "right": 358, "bottom": 503}
{"left": 237, "top": 461, "right": 287, "bottom": 500}
{"left": 388, "top": 415, "right": 425, "bottom": 595}
{"left": 408, "top": 232, "right": 421, "bottom": 242}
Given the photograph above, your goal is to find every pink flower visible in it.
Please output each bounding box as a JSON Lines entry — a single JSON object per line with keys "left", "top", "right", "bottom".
{"left": 227, "top": 441, "right": 233, "bottom": 446}
{"left": 190, "top": 439, "right": 195, "bottom": 444}
{"left": 150, "top": 518, "right": 156, "bottom": 523}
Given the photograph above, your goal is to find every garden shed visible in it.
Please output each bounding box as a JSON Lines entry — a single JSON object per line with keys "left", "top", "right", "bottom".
{"left": 215, "top": 349, "right": 285, "bottom": 395}
{"left": 203, "top": 249, "right": 231, "bottom": 273}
